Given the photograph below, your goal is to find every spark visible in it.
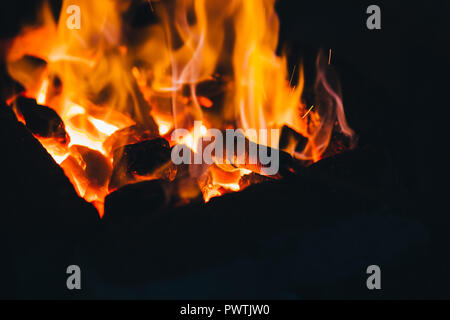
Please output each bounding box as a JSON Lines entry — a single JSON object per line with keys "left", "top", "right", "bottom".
{"left": 289, "top": 65, "right": 297, "bottom": 87}
{"left": 328, "top": 49, "right": 332, "bottom": 65}
{"left": 302, "top": 105, "right": 314, "bottom": 119}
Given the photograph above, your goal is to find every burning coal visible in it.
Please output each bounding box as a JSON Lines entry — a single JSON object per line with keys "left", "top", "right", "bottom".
{"left": 4, "top": 0, "right": 355, "bottom": 216}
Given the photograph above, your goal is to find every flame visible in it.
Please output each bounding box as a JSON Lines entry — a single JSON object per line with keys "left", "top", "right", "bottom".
{"left": 141, "top": 0, "right": 353, "bottom": 159}
{"left": 36, "top": 79, "right": 49, "bottom": 105}
{"left": 88, "top": 117, "right": 119, "bottom": 136}
{"left": 6, "top": 0, "right": 355, "bottom": 215}
{"left": 175, "top": 125, "right": 207, "bottom": 152}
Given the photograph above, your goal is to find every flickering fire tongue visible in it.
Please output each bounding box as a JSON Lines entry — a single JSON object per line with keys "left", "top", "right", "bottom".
{"left": 5, "top": 0, "right": 355, "bottom": 217}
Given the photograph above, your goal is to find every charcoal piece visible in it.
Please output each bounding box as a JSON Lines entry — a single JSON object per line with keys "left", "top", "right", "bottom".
{"left": 279, "top": 125, "right": 309, "bottom": 154}
{"left": 14, "top": 96, "right": 69, "bottom": 147}
{"left": 321, "top": 126, "right": 358, "bottom": 160}
{"left": 211, "top": 130, "right": 300, "bottom": 179}
{"left": 60, "top": 155, "right": 89, "bottom": 196}
{"left": 103, "top": 124, "right": 159, "bottom": 156}
{"left": 239, "top": 172, "right": 272, "bottom": 189}
{"left": 109, "top": 138, "right": 177, "bottom": 191}
{"left": 174, "top": 160, "right": 191, "bottom": 179}
{"left": 195, "top": 164, "right": 243, "bottom": 201}
{"left": 208, "top": 163, "right": 242, "bottom": 185}
{"left": 69, "top": 145, "right": 112, "bottom": 189}
{"left": 60, "top": 145, "right": 112, "bottom": 211}
{"left": 104, "top": 180, "right": 169, "bottom": 225}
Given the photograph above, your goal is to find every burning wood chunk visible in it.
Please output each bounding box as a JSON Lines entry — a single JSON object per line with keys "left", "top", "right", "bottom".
{"left": 197, "top": 164, "right": 243, "bottom": 202}
{"left": 211, "top": 131, "right": 299, "bottom": 179}
{"left": 103, "top": 124, "right": 159, "bottom": 157}
{"left": 238, "top": 172, "right": 272, "bottom": 190}
{"left": 109, "top": 138, "right": 177, "bottom": 191}
{"left": 70, "top": 145, "right": 112, "bottom": 189}
{"left": 61, "top": 156, "right": 90, "bottom": 196}
{"left": 104, "top": 180, "right": 169, "bottom": 225}
{"left": 321, "top": 127, "right": 357, "bottom": 160}
{"left": 209, "top": 163, "right": 242, "bottom": 186}
{"left": 61, "top": 145, "right": 112, "bottom": 205}
{"left": 13, "top": 96, "right": 69, "bottom": 155}
{"left": 279, "top": 125, "right": 308, "bottom": 155}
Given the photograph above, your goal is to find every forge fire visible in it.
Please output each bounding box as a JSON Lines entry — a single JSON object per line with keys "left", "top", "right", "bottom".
{"left": 5, "top": 0, "right": 355, "bottom": 217}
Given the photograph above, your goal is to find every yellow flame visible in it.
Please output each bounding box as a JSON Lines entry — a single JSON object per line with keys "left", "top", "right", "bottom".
{"left": 65, "top": 124, "right": 104, "bottom": 154}
{"left": 64, "top": 103, "right": 86, "bottom": 118}
{"left": 62, "top": 101, "right": 120, "bottom": 155}
{"left": 158, "top": 124, "right": 170, "bottom": 135}
{"left": 36, "top": 79, "right": 49, "bottom": 105}
{"left": 88, "top": 117, "right": 120, "bottom": 136}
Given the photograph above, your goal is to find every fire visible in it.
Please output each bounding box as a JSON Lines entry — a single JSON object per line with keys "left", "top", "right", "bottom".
{"left": 5, "top": 0, "right": 355, "bottom": 215}
{"left": 158, "top": 123, "right": 170, "bottom": 136}
{"left": 88, "top": 118, "right": 120, "bottom": 136}
{"left": 36, "top": 79, "right": 49, "bottom": 105}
